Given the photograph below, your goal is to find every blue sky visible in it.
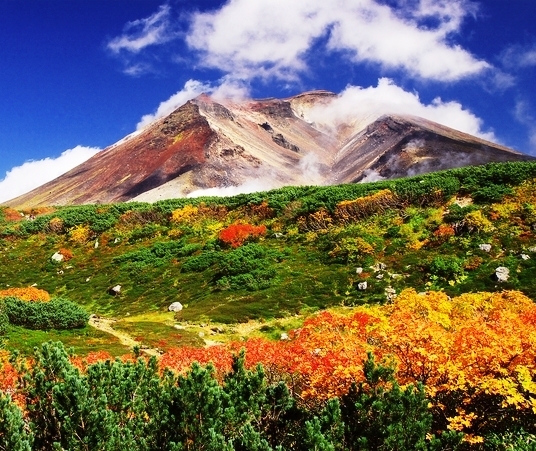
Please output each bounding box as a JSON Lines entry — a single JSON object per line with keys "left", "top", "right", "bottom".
{"left": 1, "top": 0, "right": 536, "bottom": 202}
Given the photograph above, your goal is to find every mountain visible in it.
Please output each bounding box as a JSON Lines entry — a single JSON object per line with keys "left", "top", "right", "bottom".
{"left": 4, "top": 91, "right": 534, "bottom": 208}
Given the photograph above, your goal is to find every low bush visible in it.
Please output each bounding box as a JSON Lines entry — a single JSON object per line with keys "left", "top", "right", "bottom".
{"left": 4, "top": 297, "right": 89, "bottom": 330}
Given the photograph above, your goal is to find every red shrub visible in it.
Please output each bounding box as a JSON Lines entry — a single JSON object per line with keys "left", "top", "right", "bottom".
{"left": 218, "top": 223, "right": 267, "bottom": 248}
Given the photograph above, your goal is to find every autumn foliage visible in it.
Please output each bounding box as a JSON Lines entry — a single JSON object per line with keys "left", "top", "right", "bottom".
{"left": 158, "top": 289, "right": 536, "bottom": 441}
{"left": 0, "top": 286, "right": 50, "bottom": 302}
{"left": 218, "top": 222, "right": 267, "bottom": 248}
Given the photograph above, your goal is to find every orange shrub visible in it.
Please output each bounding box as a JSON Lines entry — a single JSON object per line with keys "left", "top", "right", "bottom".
{"left": 0, "top": 286, "right": 50, "bottom": 302}
{"left": 1, "top": 207, "right": 23, "bottom": 222}
{"left": 59, "top": 248, "right": 73, "bottom": 261}
{"left": 218, "top": 222, "right": 267, "bottom": 248}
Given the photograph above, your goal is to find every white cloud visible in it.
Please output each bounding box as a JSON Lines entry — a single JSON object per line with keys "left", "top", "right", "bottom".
{"left": 501, "top": 43, "right": 536, "bottom": 69}
{"left": 0, "top": 146, "right": 101, "bottom": 203}
{"left": 136, "top": 78, "right": 251, "bottom": 130}
{"left": 304, "top": 78, "right": 496, "bottom": 141}
{"left": 514, "top": 99, "right": 536, "bottom": 154}
{"left": 108, "top": 5, "right": 177, "bottom": 53}
{"left": 187, "top": 0, "right": 489, "bottom": 82}
{"left": 136, "top": 79, "right": 212, "bottom": 130}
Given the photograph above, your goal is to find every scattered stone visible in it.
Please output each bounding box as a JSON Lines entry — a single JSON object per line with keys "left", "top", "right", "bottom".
{"left": 85, "top": 277, "right": 91, "bottom": 282}
{"left": 114, "top": 238, "right": 121, "bottom": 244}
{"left": 355, "top": 267, "right": 363, "bottom": 274}
{"left": 168, "top": 302, "right": 183, "bottom": 312}
{"left": 495, "top": 267, "right": 510, "bottom": 283}
{"left": 174, "top": 325, "right": 185, "bottom": 330}
{"left": 357, "top": 281, "right": 368, "bottom": 290}
{"left": 57, "top": 270, "right": 64, "bottom": 275}
{"left": 94, "top": 239, "right": 99, "bottom": 249}
{"left": 389, "top": 273, "right": 402, "bottom": 279}
{"left": 273, "top": 232, "right": 284, "bottom": 239}
{"left": 211, "top": 326, "right": 224, "bottom": 334}
{"left": 376, "top": 274, "right": 384, "bottom": 280}
{"left": 280, "top": 332, "right": 289, "bottom": 341}
{"left": 371, "top": 262, "right": 386, "bottom": 272}
{"left": 109, "top": 285, "right": 121, "bottom": 295}
{"left": 528, "top": 246, "right": 536, "bottom": 253}
{"left": 521, "top": 254, "right": 531, "bottom": 260}
{"left": 51, "top": 252, "right": 64, "bottom": 262}
{"left": 31, "top": 283, "right": 37, "bottom": 287}
{"left": 385, "top": 287, "right": 397, "bottom": 302}
{"left": 479, "top": 244, "right": 492, "bottom": 252}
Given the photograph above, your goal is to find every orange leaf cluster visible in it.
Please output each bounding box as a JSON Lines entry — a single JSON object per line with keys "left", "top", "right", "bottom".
{"left": 218, "top": 222, "right": 267, "bottom": 248}
{"left": 160, "top": 289, "right": 536, "bottom": 436}
{"left": 0, "top": 286, "right": 50, "bottom": 302}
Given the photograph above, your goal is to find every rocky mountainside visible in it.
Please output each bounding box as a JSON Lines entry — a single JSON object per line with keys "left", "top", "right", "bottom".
{"left": 4, "top": 91, "right": 533, "bottom": 207}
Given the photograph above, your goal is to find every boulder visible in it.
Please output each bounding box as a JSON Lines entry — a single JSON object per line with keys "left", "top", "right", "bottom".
{"left": 51, "top": 252, "right": 64, "bottom": 262}
{"left": 495, "top": 267, "right": 510, "bottom": 283}
{"left": 109, "top": 285, "right": 121, "bottom": 295}
{"left": 479, "top": 244, "right": 492, "bottom": 252}
{"left": 355, "top": 267, "right": 363, "bottom": 274}
{"left": 168, "top": 302, "right": 183, "bottom": 312}
{"left": 357, "top": 281, "right": 368, "bottom": 290}
{"left": 521, "top": 254, "right": 531, "bottom": 260}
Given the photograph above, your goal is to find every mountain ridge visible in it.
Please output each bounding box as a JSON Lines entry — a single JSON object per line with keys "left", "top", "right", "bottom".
{"left": 4, "top": 91, "right": 534, "bottom": 208}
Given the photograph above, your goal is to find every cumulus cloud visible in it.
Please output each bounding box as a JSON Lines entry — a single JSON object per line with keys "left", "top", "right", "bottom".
{"left": 107, "top": 4, "right": 177, "bottom": 54}
{"left": 0, "top": 146, "right": 101, "bottom": 203}
{"left": 304, "top": 78, "right": 496, "bottom": 141}
{"left": 136, "top": 78, "right": 250, "bottom": 130}
{"left": 187, "top": 0, "right": 489, "bottom": 82}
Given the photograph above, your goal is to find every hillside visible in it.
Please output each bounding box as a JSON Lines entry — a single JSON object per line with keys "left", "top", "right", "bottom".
{"left": 1, "top": 161, "right": 536, "bottom": 349}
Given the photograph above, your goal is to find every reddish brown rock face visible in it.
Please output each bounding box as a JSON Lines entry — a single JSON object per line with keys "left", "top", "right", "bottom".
{"left": 4, "top": 92, "right": 534, "bottom": 208}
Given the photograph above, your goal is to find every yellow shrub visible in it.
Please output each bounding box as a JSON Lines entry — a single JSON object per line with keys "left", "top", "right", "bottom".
{"left": 171, "top": 205, "right": 199, "bottom": 224}
{"left": 69, "top": 224, "right": 92, "bottom": 244}
{"left": 464, "top": 210, "right": 494, "bottom": 233}
{"left": 0, "top": 287, "right": 50, "bottom": 302}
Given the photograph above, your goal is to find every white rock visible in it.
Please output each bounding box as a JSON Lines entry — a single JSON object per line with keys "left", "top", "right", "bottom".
{"left": 94, "top": 239, "right": 99, "bottom": 249}
{"left": 495, "top": 267, "right": 510, "bottom": 283}
{"left": 528, "top": 246, "right": 536, "bottom": 253}
{"left": 357, "top": 281, "right": 368, "bottom": 290}
{"left": 479, "top": 244, "right": 492, "bottom": 252}
{"left": 51, "top": 252, "right": 64, "bottom": 262}
{"left": 280, "top": 332, "right": 289, "bottom": 340}
{"left": 521, "top": 254, "right": 531, "bottom": 260}
{"left": 168, "top": 302, "right": 183, "bottom": 312}
{"left": 355, "top": 267, "right": 363, "bottom": 274}
{"left": 174, "top": 325, "right": 185, "bottom": 330}
{"left": 110, "top": 285, "right": 121, "bottom": 295}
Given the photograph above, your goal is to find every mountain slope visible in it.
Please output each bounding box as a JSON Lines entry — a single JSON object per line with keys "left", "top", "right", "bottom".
{"left": 4, "top": 92, "right": 533, "bottom": 208}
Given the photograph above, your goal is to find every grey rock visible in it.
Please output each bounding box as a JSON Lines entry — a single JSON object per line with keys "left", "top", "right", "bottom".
{"left": 495, "top": 267, "right": 510, "bottom": 282}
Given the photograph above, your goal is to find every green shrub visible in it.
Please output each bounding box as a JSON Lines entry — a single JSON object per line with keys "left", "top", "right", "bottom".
{"left": 181, "top": 251, "right": 221, "bottom": 272}
{"left": 215, "top": 243, "right": 282, "bottom": 291}
{"left": 4, "top": 297, "right": 89, "bottom": 330}
{"left": 428, "top": 255, "right": 466, "bottom": 283}
{"left": 0, "top": 303, "right": 8, "bottom": 335}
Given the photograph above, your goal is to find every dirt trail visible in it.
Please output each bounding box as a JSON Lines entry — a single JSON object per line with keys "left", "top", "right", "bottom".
{"left": 88, "top": 316, "right": 160, "bottom": 357}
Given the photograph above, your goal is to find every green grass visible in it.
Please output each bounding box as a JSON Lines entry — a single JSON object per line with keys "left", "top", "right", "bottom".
{"left": 3, "top": 324, "right": 130, "bottom": 356}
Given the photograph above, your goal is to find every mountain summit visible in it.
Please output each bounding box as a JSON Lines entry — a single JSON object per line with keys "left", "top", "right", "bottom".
{"left": 5, "top": 91, "right": 533, "bottom": 207}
